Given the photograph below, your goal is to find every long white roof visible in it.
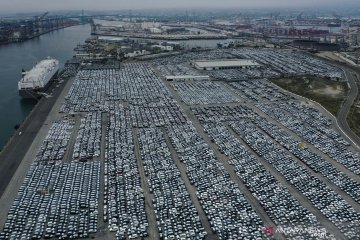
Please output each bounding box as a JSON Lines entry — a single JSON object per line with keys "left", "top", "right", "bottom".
{"left": 194, "top": 59, "right": 260, "bottom": 68}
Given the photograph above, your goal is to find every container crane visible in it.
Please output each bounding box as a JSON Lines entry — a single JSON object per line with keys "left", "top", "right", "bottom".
{"left": 34, "top": 12, "right": 48, "bottom": 33}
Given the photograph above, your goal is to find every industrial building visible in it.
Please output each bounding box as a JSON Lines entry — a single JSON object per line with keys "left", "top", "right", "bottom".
{"left": 192, "top": 60, "right": 260, "bottom": 70}
{"left": 98, "top": 36, "right": 125, "bottom": 43}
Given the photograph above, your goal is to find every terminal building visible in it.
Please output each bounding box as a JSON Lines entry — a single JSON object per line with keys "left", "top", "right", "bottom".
{"left": 192, "top": 59, "right": 260, "bottom": 70}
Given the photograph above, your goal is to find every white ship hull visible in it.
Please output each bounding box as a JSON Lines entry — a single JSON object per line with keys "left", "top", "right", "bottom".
{"left": 18, "top": 58, "right": 59, "bottom": 99}
{"left": 18, "top": 70, "right": 58, "bottom": 98}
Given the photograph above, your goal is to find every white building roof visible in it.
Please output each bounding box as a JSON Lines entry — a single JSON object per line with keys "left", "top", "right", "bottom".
{"left": 194, "top": 59, "right": 260, "bottom": 68}
{"left": 98, "top": 36, "right": 124, "bottom": 42}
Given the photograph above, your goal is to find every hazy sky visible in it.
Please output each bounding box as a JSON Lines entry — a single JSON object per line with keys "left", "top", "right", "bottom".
{"left": 0, "top": 0, "right": 359, "bottom": 13}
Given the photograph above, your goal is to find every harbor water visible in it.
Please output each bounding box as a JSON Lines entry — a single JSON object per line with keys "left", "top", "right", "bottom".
{"left": 0, "top": 24, "right": 90, "bottom": 150}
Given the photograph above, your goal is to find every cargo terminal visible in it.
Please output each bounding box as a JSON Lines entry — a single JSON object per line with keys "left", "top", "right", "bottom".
{"left": 0, "top": 48, "right": 359, "bottom": 240}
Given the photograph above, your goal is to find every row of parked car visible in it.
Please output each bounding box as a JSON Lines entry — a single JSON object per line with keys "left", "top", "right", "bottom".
{"left": 1, "top": 53, "right": 358, "bottom": 240}
{"left": 0, "top": 162, "right": 100, "bottom": 240}
{"left": 104, "top": 105, "right": 149, "bottom": 239}
{"left": 208, "top": 68, "right": 280, "bottom": 81}
{"left": 190, "top": 95, "right": 358, "bottom": 238}
{"left": 129, "top": 104, "right": 188, "bottom": 128}
{"left": 275, "top": 101, "right": 349, "bottom": 146}
{"left": 167, "top": 124, "right": 267, "bottom": 240}
{"left": 252, "top": 114, "right": 360, "bottom": 204}
{"left": 224, "top": 78, "right": 359, "bottom": 178}
{"left": 154, "top": 63, "right": 199, "bottom": 77}
{"left": 59, "top": 63, "right": 79, "bottom": 79}
{"left": 35, "top": 118, "right": 74, "bottom": 165}
{"left": 230, "top": 120, "right": 359, "bottom": 239}
{"left": 257, "top": 102, "right": 360, "bottom": 175}
{"left": 73, "top": 112, "right": 102, "bottom": 161}
{"left": 151, "top": 48, "right": 281, "bottom": 81}
{"left": 172, "top": 82, "right": 240, "bottom": 105}
{"left": 152, "top": 48, "right": 344, "bottom": 82}
{"left": 191, "top": 105, "right": 255, "bottom": 123}
{"left": 151, "top": 50, "right": 234, "bottom": 66}
{"left": 203, "top": 122, "right": 330, "bottom": 239}
{"left": 138, "top": 127, "right": 207, "bottom": 240}
{"left": 228, "top": 79, "right": 292, "bottom": 103}
{"left": 232, "top": 48, "right": 344, "bottom": 80}
{"left": 62, "top": 64, "right": 167, "bottom": 113}
{"left": 61, "top": 64, "right": 189, "bottom": 128}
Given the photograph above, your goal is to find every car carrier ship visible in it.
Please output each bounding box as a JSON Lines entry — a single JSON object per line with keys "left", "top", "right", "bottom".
{"left": 18, "top": 58, "right": 59, "bottom": 98}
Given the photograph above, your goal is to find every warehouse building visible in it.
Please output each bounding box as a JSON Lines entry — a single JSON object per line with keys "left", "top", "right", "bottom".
{"left": 192, "top": 59, "right": 260, "bottom": 70}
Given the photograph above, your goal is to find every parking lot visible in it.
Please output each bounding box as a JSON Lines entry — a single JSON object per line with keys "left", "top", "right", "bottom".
{"left": 0, "top": 50, "right": 359, "bottom": 240}
{"left": 0, "top": 162, "right": 100, "bottom": 240}
{"left": 172, "top": 82, "right": 240, "bottom": 105}
{"left": 232, "top": 48, "right": 344, "bottom": 80}
{"left": 202, "top": 122, "right": 331, "bottom": 239}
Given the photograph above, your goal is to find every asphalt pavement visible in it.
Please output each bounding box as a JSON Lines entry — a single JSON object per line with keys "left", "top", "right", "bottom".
{"left": 306, "top": 52, "right": 360, "bottom": 148}
{"left": 337, "top": 70, "right": 360, "bottom": 148}
{"left": 0, "top": 78, "right": 68, "bottom": 197}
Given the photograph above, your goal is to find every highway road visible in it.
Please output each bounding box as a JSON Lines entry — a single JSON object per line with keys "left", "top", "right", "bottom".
{"left": 338, "top": 70, "right": 360, "bottom": 147}
{"left": 307, "top": 52, "right": 360, "bottom": 148}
